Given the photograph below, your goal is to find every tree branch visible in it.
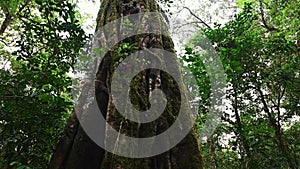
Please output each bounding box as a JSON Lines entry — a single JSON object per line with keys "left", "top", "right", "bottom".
{"left": 0, "top": 13, "right": 12, "bottom": 35}
{"left": 258, "top": 0, "right": 277, "bottom": 32}
{"left": 0, "top": 0, "right": 29, "bottom": 35}
{"left": 181, "top": 6, "right": 211, "bottom": 29}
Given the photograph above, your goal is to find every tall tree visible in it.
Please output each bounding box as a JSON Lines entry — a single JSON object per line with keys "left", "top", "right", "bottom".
{"left": 49, "top": 0, "right": 204, "bottom": 169}
{"left": 184, "top": 2, "right": 299, "bottom": 168}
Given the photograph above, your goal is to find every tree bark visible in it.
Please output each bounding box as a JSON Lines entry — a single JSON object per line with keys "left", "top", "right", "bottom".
{"left": 49, "top": 0, "right": 203, "bottom": 169}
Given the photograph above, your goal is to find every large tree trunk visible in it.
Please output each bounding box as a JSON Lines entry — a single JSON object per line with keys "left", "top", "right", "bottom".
{"left": 49, "top": 0, "right": 203, "bottom": 169}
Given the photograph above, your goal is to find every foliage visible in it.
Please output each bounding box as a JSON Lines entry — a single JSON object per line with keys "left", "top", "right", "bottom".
{"left": 0, "top": 0, "right": 24, "bottom": 16}
{"left": 183, "top": 2, "right": 300, "bottom": 168}
{"left": 0, "top": 0, "right": 87, "bottom": 168}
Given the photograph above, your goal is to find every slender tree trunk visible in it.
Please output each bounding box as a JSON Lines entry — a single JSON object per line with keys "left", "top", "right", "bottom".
{"left": 49, "top": 0, "right": 203, "bottom": 168}
{"left": 257, "top": 86, "right": 298, "bottom": 169}
{"left": 232, "top": 85, "right": 251, "bottom": 168}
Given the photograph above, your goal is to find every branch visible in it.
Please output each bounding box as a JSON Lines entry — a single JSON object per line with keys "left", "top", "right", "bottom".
{"left": 0, "top": 0, "right": 29, "bottom": 35}
{"left": 258, "top": 0, "right": 277, "bottom": 32}
{"left": 181, "top": 6, "right": 211, "bottom": 29}
{"left": 0, "top": 38, "right": 8, "bottom": 46}
{"left": 173, "top": 21, "right": 203, "bottom": 31}
{"left": 0, "top": 13, "right": 12, "bottom": 35}
{"left": 277, "top": 84, "right": 286, "bottom": 127}
{"left": 221, "top": 115, "right": 235, "bottom": 125}
{"left": 256, "top": 84, "right": 278, "bottom": 130}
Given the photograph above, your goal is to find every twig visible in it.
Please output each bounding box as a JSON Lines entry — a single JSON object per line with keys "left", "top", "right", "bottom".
{"left": 181, "top": 6, "right": 211, "bottom": 29}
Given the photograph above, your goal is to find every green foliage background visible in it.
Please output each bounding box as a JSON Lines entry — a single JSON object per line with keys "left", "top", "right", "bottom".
{"left": 183, "top": 2, "right": 300, "bottom": 168}
{"left": 0, "top": 0, "right": 299, "bottom": 168}
{"left": 0, "top": 0, "right": 87, "bottom": 168}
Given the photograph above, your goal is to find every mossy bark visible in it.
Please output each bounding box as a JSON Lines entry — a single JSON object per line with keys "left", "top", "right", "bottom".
{"left": 49, "top": 0, "right": 203, "bottom": 169}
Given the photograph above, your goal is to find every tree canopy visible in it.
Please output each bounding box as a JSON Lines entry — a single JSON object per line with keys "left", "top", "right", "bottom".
{"left": 183, "top": 2, "right": 299, "bottom": 168}
{"left": 0, "top": 0, "right": 299, "bottom": 168}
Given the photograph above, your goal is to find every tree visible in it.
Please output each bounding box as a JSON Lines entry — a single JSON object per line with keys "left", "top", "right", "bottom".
{"left": 184, "top": 2, "right": 299, "bottom": 168}
{"left": 49, "top": 0, "right": 204, "bottom": 169}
